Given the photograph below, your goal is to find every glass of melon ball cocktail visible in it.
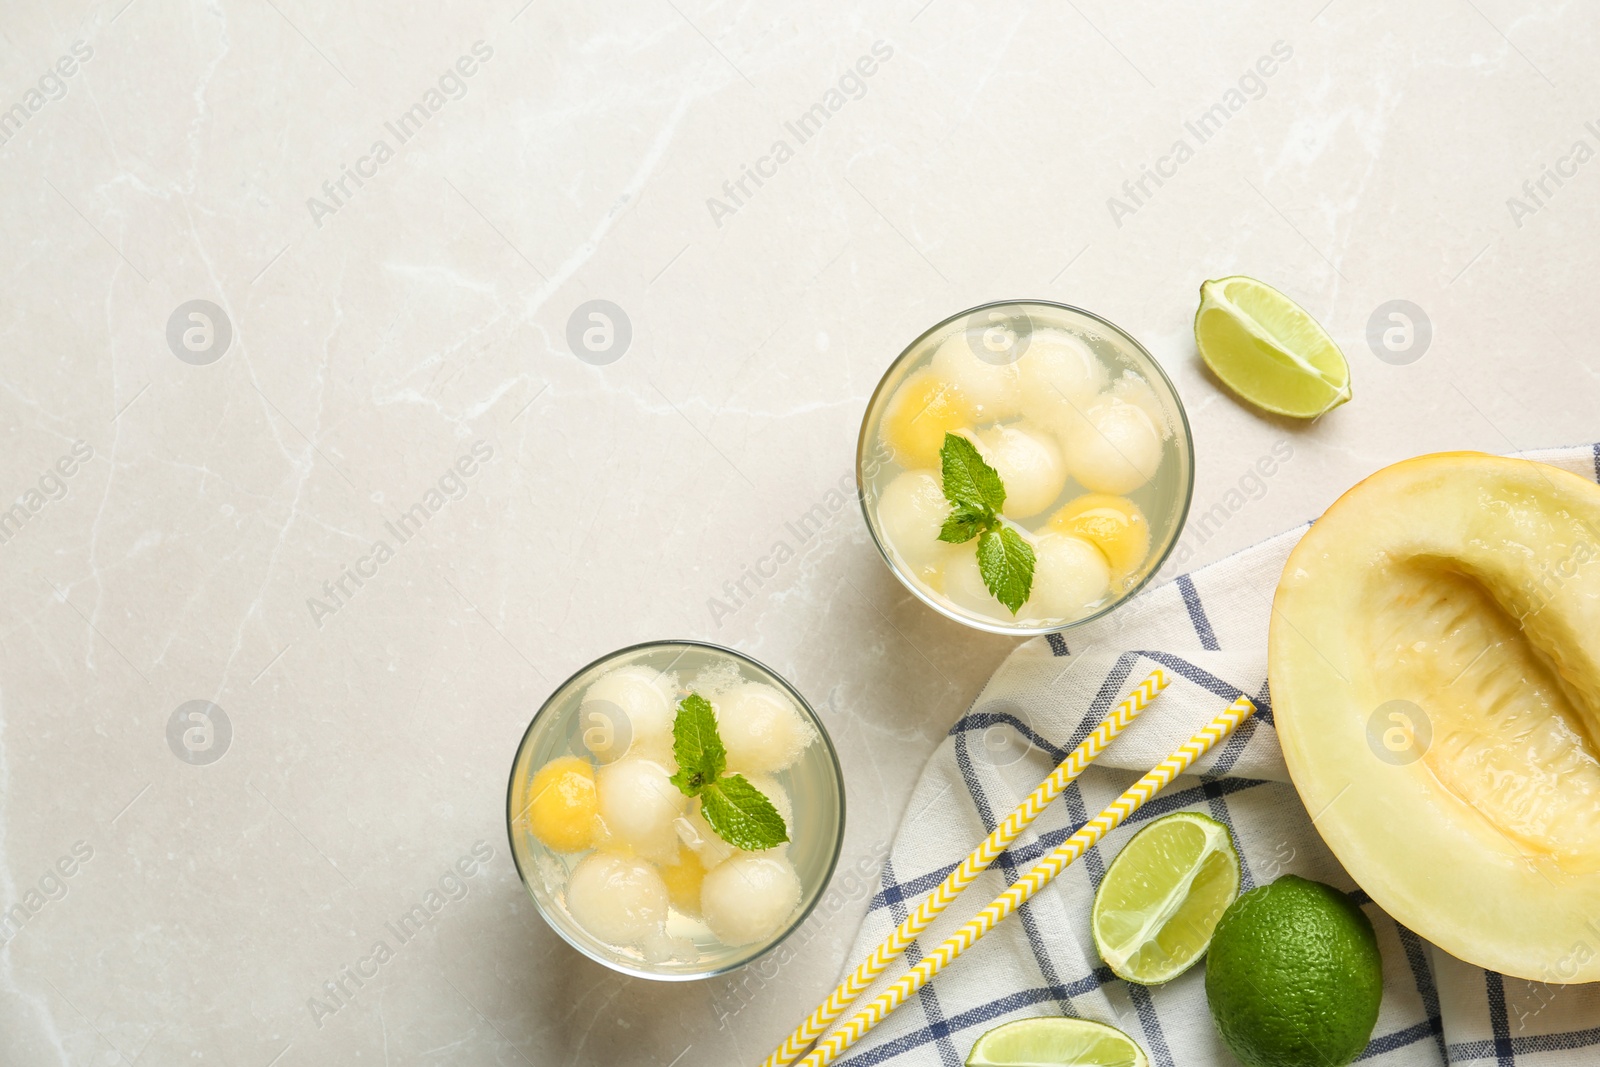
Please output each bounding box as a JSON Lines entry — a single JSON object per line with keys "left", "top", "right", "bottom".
{"left": 859, "top": 301, "right": 1194, "bottom": 634}
{"left": 507, "top": 641, "right": 845, "bottom": 979}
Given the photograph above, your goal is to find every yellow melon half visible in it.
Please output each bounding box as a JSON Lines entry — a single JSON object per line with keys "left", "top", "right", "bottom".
{"left": 1269, "top": 452, "right": 1600, "bottom": 983}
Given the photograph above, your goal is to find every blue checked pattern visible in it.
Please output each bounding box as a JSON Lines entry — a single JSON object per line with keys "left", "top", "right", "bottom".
{"left": 827, "top": 443, "right": 1600, "bottom": 1066}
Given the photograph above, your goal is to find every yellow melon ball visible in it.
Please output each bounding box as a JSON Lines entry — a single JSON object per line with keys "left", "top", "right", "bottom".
{"left": 658, "top": 850, "right": 708, "bottom": 916}
{"left": 1048, "top": 494, "right": 1151, "bottom": 587}
{"left": 527, "top": 755, "right": 598, "bottom": 853}
{"left": 880, "top": 370, "right": 974, "bottom": 468}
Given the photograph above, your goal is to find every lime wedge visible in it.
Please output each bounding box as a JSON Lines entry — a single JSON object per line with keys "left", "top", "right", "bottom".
{"left": 1194, "top": 276, "right": 1351, "bottom": 418}
{"left": 1091, "top": 811, "right": 1240, "bottom": 985}
{"left": 966, "top": 1017, "right": 1149, "bottom": 1067}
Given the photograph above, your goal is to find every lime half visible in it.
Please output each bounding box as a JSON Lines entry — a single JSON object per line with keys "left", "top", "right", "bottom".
{"left": 1194, "top": 276, "right": 1351, "bottom": 418}
{"left": 1092, "top": 811, "right": 1241, "bottom": 985}
{"left": 966, "top": 1017, "right": 1149, "bottom": 1067}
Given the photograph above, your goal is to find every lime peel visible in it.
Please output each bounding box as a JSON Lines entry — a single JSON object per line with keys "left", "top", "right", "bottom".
{"left": 1204, "top": 875, "right": 1383, "bottom": 1067}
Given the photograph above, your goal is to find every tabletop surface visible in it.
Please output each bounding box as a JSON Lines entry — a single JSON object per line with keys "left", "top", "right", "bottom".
{"left": 3, "top": 1, "right": 1597, "bottom": 1064}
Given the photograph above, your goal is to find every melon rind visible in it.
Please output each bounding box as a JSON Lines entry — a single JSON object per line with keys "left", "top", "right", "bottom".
{"left": 1269, "top": 451, "right": 1600, "bottom": 983}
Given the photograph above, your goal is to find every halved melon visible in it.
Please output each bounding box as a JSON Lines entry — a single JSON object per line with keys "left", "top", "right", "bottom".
{"left": 1270, "top": 452, "right": 1600, "bottom": 983}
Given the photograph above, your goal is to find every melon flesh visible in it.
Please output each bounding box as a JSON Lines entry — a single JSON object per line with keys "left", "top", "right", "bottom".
{"left": 1269, "top": 452, "right": 1600, "bottom": 983}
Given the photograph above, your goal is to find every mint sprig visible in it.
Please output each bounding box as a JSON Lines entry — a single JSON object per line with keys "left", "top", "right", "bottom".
{"left": 940, "top": 433, "right": 1007, "bottom": 513}
{"left": 936, "top": 433, "right": 1036, "bottom": 615}
{"left": 978, "top": 525, "right": 1035, "bottom": 614}
{"left": 669, "top": 693, "right": 789, "bottom": 851}
{"left": 668, "top": 694, "right": 726, "bottom": 794}
{"left": 699, "top": 774, "right": 789, "bottom": 852}
{"left": 939, "top": 503, "right": 990, "bottom": 544}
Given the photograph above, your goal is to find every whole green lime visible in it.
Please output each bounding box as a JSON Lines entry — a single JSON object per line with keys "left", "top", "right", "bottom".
{"left": 1204, "top": 875, "right": 1382, "bottom": 1067}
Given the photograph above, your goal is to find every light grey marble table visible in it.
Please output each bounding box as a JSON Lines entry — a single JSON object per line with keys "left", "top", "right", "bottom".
{"left": 2, "top": 0, "right": 1596, "bottom": 1063}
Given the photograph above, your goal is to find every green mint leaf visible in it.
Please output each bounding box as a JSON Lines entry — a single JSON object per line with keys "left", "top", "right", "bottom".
{"left": 668, "top": 693, "right": 726, "bottom": 796}
{"left": 938, "top": 503, "right": 990, "bottom": 544}
{"left": 700, "top": 773, "right": 790, "bottom": 851}
{"left": 939, "top": 433, "right": 1006, "bottom": 513}
{"left": 977, "top": 526, "right": 1036, "bottom": 615}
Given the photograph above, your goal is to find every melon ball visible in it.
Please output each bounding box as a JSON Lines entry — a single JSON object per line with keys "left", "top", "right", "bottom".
{"left": 639, "top": 930, "right": 697, "bottom": 963}
{"left": 1019, "top": 329, "right": 1107, "bottom": 434}
{"left": 1110, "top": 373, "right": 1172, "bottom": 439}
{"left": 931, "top": 330, "right": 1022, "bottom": 422}
{"left": 915, "top": 543, "right": 962, "bottom": 596}
{"left": 906, "top": 543, "right": 959, "bottom": 593}
{"left": 1048, "top": 494, "right": 1150, "bottom": 588}
{"left": 689, "top": 660, "right": 742, "bottom": 700}
{"left": 963, "top": 425, "right": 1067, "bottom": 520}
{"left": 877, "top": 470, "right": 951, "bottom": 570}
{"left": 566, "top": 852, "right": 669, "bottom": 945}
{"left": 879, "top": 370, "right": 974, "bottom": 469}
{"left": 700, "top": 853, "right": 803, "bottom": 947}
{"left": 596, "top": 758, "right": 686, "bottom": 864}
{"left": 1023, "top": 533, "right": 1111, "bottom": 622}
{"left": 526, "top": 755, "right": 598, "bottom": 853}
{"left": 942, "top": 545, "right": 1000, "bottom": 617}
{"left": 1060, "top": 398, "right": 1164, "bottom": 494}
{"left": 674, "top": 803, "right": 737, "bottom": 869}
{"left": 715, "top": 683, "right": 817, "bottom": 774}
{"left": 657, "top": 850, "right": 708, "bottom": 916}
{"left": 580, "top": 665, "right": 675, "bottom": 763}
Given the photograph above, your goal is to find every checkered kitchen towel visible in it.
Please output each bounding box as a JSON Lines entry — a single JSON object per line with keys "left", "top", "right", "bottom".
{"left": 832, "top": 444, "right": 1600, "bottom": 1066}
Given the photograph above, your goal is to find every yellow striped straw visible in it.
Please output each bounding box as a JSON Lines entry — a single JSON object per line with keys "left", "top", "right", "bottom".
{"left": 763, "top": 667, "right": 1171, "bottom": 1067}
{"left": 795, "top": 693, "right": 1257, "bottom": 1067}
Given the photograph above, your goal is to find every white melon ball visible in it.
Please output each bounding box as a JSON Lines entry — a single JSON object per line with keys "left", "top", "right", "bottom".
{"left": 700, "top": 853, "right": 803, "bottom": 947}
{"left": 906, "top": 541, "right": 960, "bottom": 594}
{"left": 942, "top": 545, "right": 1000, "bottom": 617}
{"left": 639, "top": 930, "right": 697, "bottom": 964}
{"left": 1060, "top": 398, "right": 1164, "bottom": 494}
{"left": 689, "top": 660, "right": 741, "bottom": 700}
{"left": 1019, "top": 330, "right": 1107, "bottom": 434}
{"left": 580, "top": 666, "right": 675, "bottom": 762}
{"left": 876, "top": 470, "right": 950, "bottom": 570}
{"left": 963, "top": 425, "right": 1067, "bottom": 520}
{"left": 715, "top": 683, "right": 817, "bottom": 774}
{"left": 673, "top": 802, "right": 736, "bottom": 869}
{"left": 566, "top": 852, "right": 669, "bottom": 945}
{"left": 1023, "top": 533, "right": 1111, "bottom": 622}
{"left": 1109, "top": 373, "right": 1172, "bottom": 439}
{"left": 931, "top": 330, "right": 1022, "bottom": 422}
{"left": 596, "top": 758, "right": 686, "bottom": 864}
